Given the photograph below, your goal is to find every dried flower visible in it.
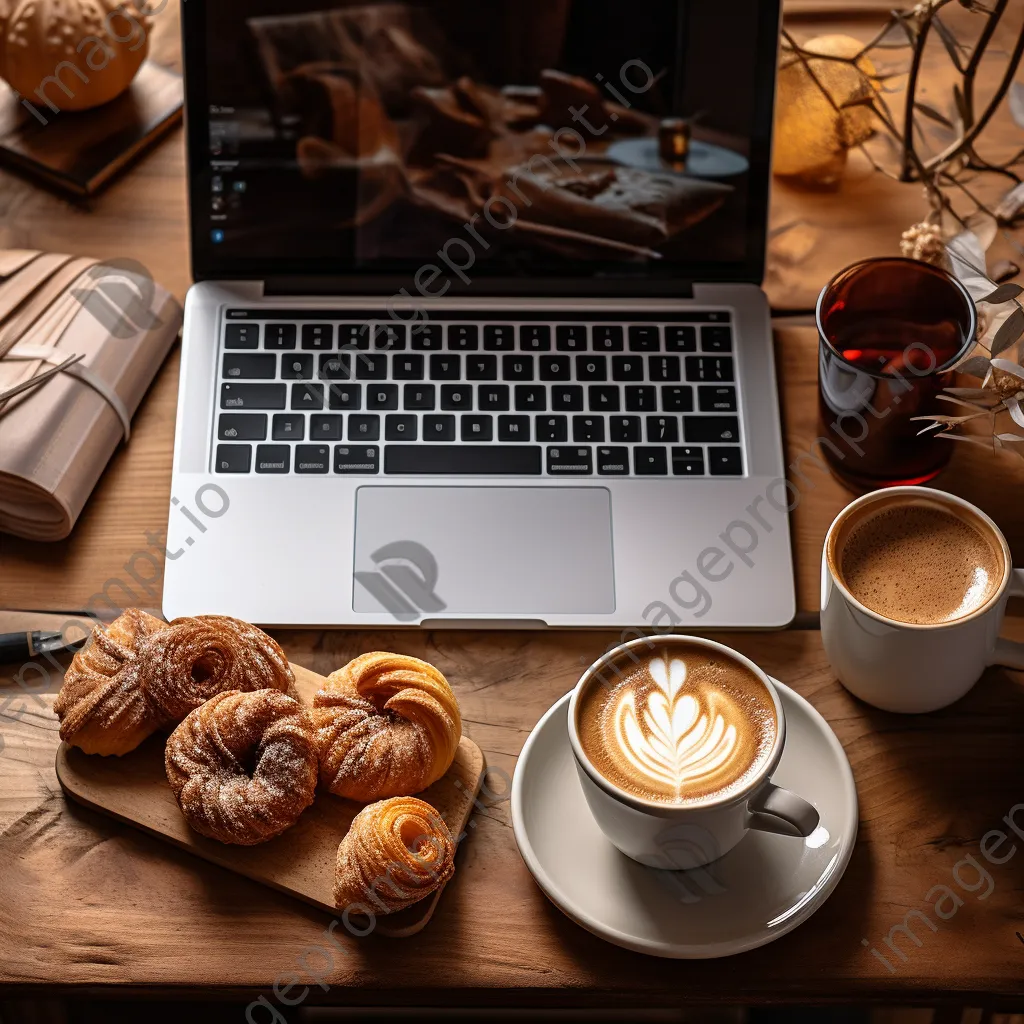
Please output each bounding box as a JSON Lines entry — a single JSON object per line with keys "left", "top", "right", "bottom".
{"left": 900, "top": 222, "right": 952, "bottom": 270}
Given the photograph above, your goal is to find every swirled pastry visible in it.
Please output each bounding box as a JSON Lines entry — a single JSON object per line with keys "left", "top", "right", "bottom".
{"left": 334, "top": 796, "right": 455, "bottom": 913}
{"left": 165, "top": 689, "right": 318, "bottom": 845}
{"left": 54, "top": 609, "right": 294, "bottom": 756}
{"left": 313, "top": 652, "right": 461, "bottom": 802}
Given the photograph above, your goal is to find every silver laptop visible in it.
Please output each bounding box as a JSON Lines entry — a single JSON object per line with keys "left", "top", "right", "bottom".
{"left": 164, "top": 0, "right": 794, "bottom": 629}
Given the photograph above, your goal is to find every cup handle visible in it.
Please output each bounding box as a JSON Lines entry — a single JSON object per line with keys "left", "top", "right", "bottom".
{"left": 991, "top": 568, "right": 1024, "bottom": 671}
{"left": 747, "top": 783, "right": 820, "bottom": 839}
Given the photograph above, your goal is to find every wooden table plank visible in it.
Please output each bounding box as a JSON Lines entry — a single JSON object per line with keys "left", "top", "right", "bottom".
{"left": 1, "top": 628, "right": 1023, "bottom": 1003}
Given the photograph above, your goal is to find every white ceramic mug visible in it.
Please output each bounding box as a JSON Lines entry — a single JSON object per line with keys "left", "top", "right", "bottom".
{"left": 821, "top": 486, "right": 1024, "bottom": 714}
{"left": 567, "top": 635, "right": 820, "bottom": 870}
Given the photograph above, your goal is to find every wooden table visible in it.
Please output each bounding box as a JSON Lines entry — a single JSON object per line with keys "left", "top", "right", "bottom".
{"left": 2, "top": 1, "right": 1024, "bottom": 1011}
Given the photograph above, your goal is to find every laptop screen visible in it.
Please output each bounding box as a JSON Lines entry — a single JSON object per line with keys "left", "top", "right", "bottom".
{"left": 186, "top": 1, "right": 777, "bottom": 289}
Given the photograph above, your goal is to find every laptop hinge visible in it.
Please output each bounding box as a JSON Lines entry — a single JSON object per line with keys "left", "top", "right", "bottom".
{"left": 262, "top": 276, "right": 696, "bottom": 300}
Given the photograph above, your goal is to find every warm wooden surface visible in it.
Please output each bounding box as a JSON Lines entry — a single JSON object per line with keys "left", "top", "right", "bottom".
{"left": 3, "top": 623, "right": 1024, "bottom": 1005}
{"left": 55, "top": 663, "right": 485, "bottom": 932}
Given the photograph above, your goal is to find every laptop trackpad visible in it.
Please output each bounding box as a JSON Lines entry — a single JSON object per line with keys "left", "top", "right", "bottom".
{"left": 352, "top": 486, "right": 615, "bottom": 617}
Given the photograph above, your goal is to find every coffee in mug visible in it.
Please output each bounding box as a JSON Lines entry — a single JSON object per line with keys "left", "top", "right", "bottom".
{"left": 832, "top": 498, "right": 1006, "bottom": 626}
{"left": 576, "top": 642, "right": 778, "bottom": 805}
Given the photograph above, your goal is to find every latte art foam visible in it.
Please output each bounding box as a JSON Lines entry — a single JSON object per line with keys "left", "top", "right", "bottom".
{"left": 578, "top": 646, "right": 778, "bottom": 805}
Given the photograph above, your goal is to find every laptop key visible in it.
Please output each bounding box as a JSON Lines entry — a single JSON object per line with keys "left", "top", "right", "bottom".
{"left": 423, "top": 415, "right": 456, "bottom": 441}
{"left": 302, "top": 324, "right": 334, "bottom": 350}
{"left": 448, "top": 325, "right": 479, "bottom": 350}
{"left": 540, "top": 356, "right": 571, "bottom": 380}
{"left": 499, "top": 415, "right": 531, "bottom": 441}
{"left": 385, "top": 445, "right": 543, "bottom": 474}
{"left": 319, "top": 354, "right": 351, "bottom": 380}
{"left": 503, "top": 355, "right": 534, "bottom": 381}
{"left": 295, "top": 445, "right": 330, "bottom": 474}
{"left": 386, "top": 415, "right": 418, "bottom": 441}
{"left": 221, "top": 383, "right": 286, "bottom": 410}
{"left": 624, "top": 385, "right": 656, "bottom": 412}
{"left": 215, "top": 444, "right": 252, "bottom": 473}
{"left": 649, "top": 356, "right": 681, "bottom": 382}
{"left": 672, "top": 446, "right": 707, "bottom": 476}
{"left": 461, "top": 415, "right": 493, "bottom": 441}
{"left": 520, "top": 325, "right": 551, "bottom": 351}
{"left": 709, "top": 446, "right": 744, "bottom": 475}
{"left": 335, "top": 445, "right": 380, "bottom": 474}
{"left": 223, "top": 354, "right": 275, "bottom": 379}
{"left": 225, "top": 323, "right": 259, "bottom": 349}
{"left": 219, "top": 414, "right": 267, "bottom": 441}
{"left": 479, "top": 384, "right": 510, "bottom": 411}
{"left": 272, "top": 413, "right": 305, "bottom": 441}
{"left": 265, "top": 324, "right": 297, "bottom": 350}
{"left": 404, "top": 384, "right": 436, "bottom": 410}
{"left": 699, "top": 385, "right": 738, "bottom": 412}
{"left": 552, "top": 385, "right": 584, "bottom": 411}
{"left": 628, "top": 326, "right": 660, "bottom": 352}
{"left": 685, "top": 416, "right": 740, "bottom": 444}
{"left": 367, "top": 385, "right": 399, "bottom": 410}
{"left": 665, "top": 326, "right": 697, "bottom": 352}
{"left": 547, "top": 446, "right": 592, "bottom": 475}
{"left": 328, "top": 383, "right": 362, "bottom": 410}
{"left": 556, "top": 325, "right": 587, "bottom": 351}
{"left": 348, "top": 414, "right": 380, "bottom": 441}
{"left": 612, "top": 356, "right": 643, "bottom": 381}
{"left": 647, "top": 416, "right": 680, "bottom": 443}
{"left": 635, "top": 447, "right": 669, "bottom": 475}
{"left": 573, "top": 416, "right": 604, "bottom": 442}
{"left": 393, "top": 355, "right": 425, "bottom": 380}
{"left": 484, "top": 325, "right": 515, "bottom": 350}
{"left": 441, "top": 385, "right": 473, "bottom": 410}
{"left": 310, "top": 415, "right": 343, "bottom": 441}
{"left": 515, "top": 385, "right": 546, "bottom": 411}
{"left": 467, "top": 355, "right": 498, "bottom": 380}
{"left": 411, "top": 324, "right": 442, "bottom": 350}
{"left": 597, "top": 446, "right": 630, "bottom": 476}
{"left": 292, "top": 383, "right": 324, "bottom": 410}
{"left": 588, "top": 385, "right": 620, "bottom": 412}
{"left": 686, "top": 355, "right": 735, "bottom": 382}
{"left": 430, "top": 354, "right": 462, "bottom": 380}
{"left": 255, "top": 444, "right": 290, "bottom": 474}
{"left": 592, "top": 326, "right": 624, "bottom": 351}
{"left": 702, "top": 325, "right": 733, "bottom": 352}
{"left": 536, "top": 415, "right": 567, "bottom": 442}
{"left": 610, "top": 416, "right": 641, "bottom": 442}
{"left": 339, "top": 324, "right": 371, "bottom": 350}
{"left": 355, "top": 354, "right": 388, "bottom": 380}
{"left": 374, "top": 324, "right": 406, "bottom": 350}
{"left": 576, "top": 355, "right": 607, "bottom": 382}
{"left": 281, "top": 354, "right": 314, "bottom": 380}
{"left": 662, "top": 385, "right": 694, "bottom": 412}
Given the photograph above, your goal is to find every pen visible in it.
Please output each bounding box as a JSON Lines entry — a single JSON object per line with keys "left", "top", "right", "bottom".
{"left": 0, "top": 630, "right": 80, "bottom": 663}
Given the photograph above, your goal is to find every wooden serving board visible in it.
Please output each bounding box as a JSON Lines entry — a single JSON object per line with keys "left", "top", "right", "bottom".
{"left": 55, "top": 665, "right": 485, "bottom": 937}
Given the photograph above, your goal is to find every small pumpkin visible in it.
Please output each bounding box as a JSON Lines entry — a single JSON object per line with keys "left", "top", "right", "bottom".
{"left": 0, "top": 0, "right": 152, "bottom": 113}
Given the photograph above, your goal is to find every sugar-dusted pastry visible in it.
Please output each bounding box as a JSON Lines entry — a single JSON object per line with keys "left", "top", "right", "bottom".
{"left": 313, "top": 652, "right": 461, "bottom": 802}
{"left": 54, "top": 609, "right": 294, "bottom": 756}
{"left": 165, "top": 689, "right": 318, "bottom": 846}
{"left": 334, "top": 796, "right": 455, "bottom": 913}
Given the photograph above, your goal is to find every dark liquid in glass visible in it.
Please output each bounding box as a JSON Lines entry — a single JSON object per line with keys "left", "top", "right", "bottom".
{"left": 817, "top": 258, "right": 974, "bottom": 490}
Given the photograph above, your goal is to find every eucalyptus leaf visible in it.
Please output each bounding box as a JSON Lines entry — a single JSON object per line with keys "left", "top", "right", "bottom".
{"left": 946, "top": 230, "right": 997, "bottom": 300}
{"left": 991, "top": 357, "right": 1024, "bottom": 379}
{"left": 950, "top": 356, "right": 992, "bottom": 379}
{"left": 1007, "top": 397, "right": 1024, "bottom": 428}
{"left": 1010, "top": 82, "right": 1024, "bottom": 131}
{"left": 978, "top": 283, "right": 1023, "bottom": 304}
{"left": 932, "top": 15, "right": 967, "bottom": 72}
{"left": 995, "top": 433, "right": 1024, "bottom": 442}
{"left": 914, "top": 102, "right": 954, "bottom": 128}
{"left": 990, "top": 307, "right": 1024, "bottom": 356}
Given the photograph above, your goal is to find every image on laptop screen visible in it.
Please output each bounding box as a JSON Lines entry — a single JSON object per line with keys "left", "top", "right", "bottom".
{"left": 196, "top": 1, "right": 771, "bottom": 280}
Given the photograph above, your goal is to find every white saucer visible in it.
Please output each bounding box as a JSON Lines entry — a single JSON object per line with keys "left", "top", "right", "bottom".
{"left": 511, "top": 677, "right": 858, "bottom": 959}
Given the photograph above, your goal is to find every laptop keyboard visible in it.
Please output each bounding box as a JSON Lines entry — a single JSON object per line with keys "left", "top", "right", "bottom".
{"left": 214, "top": 311, "right": 744, "bottom": 478}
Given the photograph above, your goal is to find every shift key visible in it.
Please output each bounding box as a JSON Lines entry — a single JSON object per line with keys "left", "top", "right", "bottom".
{"left": 221, "top": 382, "right": 286, "bottom": 410}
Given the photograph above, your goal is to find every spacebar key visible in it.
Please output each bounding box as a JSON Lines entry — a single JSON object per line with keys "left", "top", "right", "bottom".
{"left": 385, "top": 445, "right": 542, "bottom": 474}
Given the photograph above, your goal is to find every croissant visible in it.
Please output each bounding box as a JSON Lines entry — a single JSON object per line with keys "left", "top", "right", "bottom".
{"left": 54, "top": 609, "right": 294, "bottom": 756}
{"left": 334, "top": 796, "right": 455, "bottom": 913}
{"left": 313, "top": 652, "right": 461, "bottom": 802}
{"left": 165, "top": 689, "right": 318, "bottom": 846}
